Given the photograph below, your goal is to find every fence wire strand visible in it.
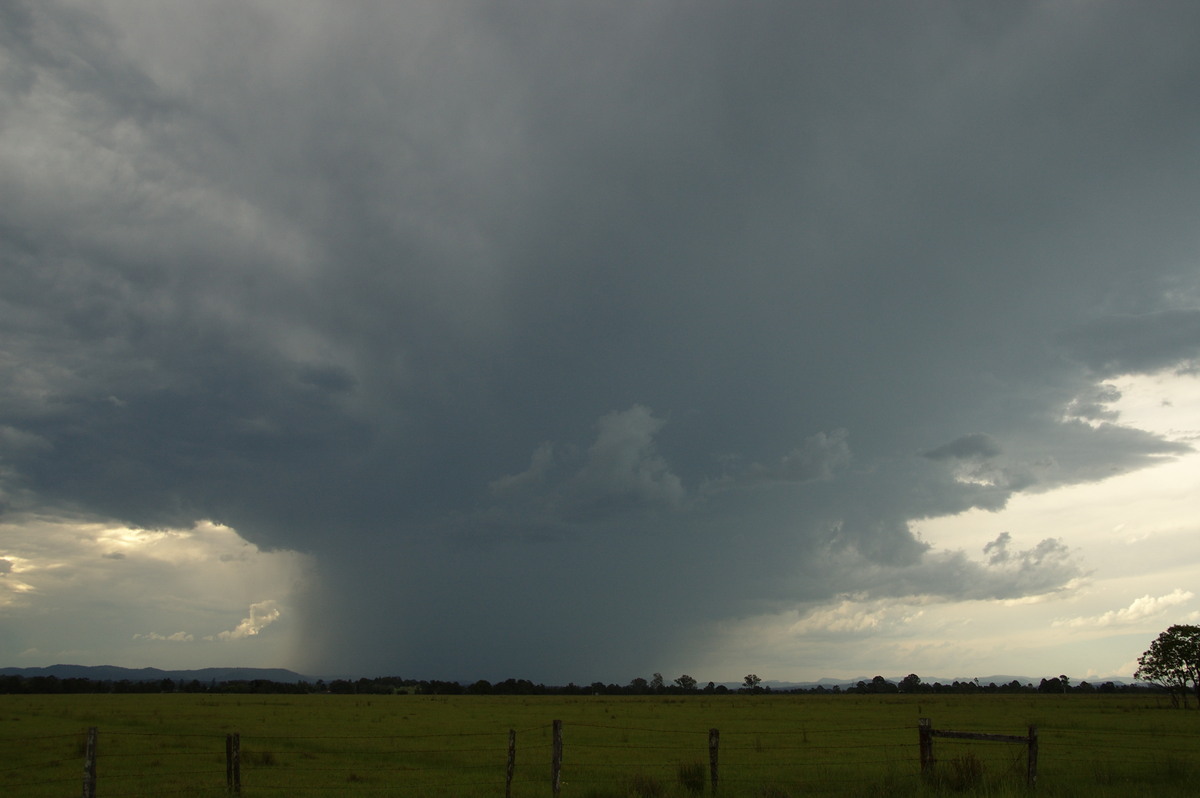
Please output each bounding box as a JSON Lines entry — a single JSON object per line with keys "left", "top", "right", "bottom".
{"left": 7, "top": 711, "right": 1200, "bottom": 797}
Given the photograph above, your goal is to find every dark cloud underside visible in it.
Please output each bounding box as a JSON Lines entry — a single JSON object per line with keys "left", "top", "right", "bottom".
{"left": 2, "top": 0, "right": 1200, "bottom": 679}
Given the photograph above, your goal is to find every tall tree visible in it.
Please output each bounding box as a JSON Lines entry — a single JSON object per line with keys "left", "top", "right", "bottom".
{"left": 674, "top": 674, "right": 698, "bottom": 691}
{"left": 1135, "top": 625, "right": 1200, "bottom": 709}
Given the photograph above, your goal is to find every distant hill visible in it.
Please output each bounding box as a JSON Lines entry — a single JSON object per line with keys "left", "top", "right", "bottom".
{"left": 0, "top": 664, "right": 312, "bottom": 683}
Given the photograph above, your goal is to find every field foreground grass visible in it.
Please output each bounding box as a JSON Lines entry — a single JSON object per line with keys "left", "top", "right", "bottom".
{"left": 2, "top": 692, "right": 1198, "bottom": 797}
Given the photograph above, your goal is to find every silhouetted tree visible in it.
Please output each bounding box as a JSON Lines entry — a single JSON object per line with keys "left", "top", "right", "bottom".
{"left": 869, "top": 675, "right": 897, "bottom": 693}
{"left": 674, "top": 674, "right": 698, "bottom": 691}
{"left": 1136, "top": 624, "right": 1200, "bottom": 709}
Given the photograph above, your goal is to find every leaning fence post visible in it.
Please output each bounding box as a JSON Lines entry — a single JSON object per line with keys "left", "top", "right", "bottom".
{"left": 226, "top": 732, "right": 241, "bottom": 795}
{"left": 82, "top": 726, "right": 97, "bottom": 798}
{"left": 1026, "top": 725, "right": 1038, "bottom": 789}
{"left": 708, "top": 727, "right": 719, "bottom": 794}
{"left": 918, "top": 718, "right": 933, "bottom": 778}
{"left": 506, "top": 728, "right": 516, "bottom": 798}
{"left": 551, "top": 720, "right": 563, "bottom": 798}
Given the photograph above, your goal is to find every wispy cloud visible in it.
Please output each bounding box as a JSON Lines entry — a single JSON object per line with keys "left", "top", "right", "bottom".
{"left": 1056, "top": 589, "right": 1195, "bottom": 628}
{"left": 133, "top": 631, "right": 195, "bottom": 643}
{"left": 788, "top": 599, "right": 927, "bottom": 637}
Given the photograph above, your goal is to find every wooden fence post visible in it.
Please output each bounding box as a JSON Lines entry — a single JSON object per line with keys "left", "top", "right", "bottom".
{"left": 226, "top": 732, "right": 241, "bottom": 795}
{"left": 1026, "top": 725, "right": 1038, "bottom": 789}
{"left": 708, "top": 727, "right": 719, "bottom": 794}
{"left": 918, "top": 718, "right": 933, "bottom": 778}
{"left": 551, "top": 719, "right": 563, "bottom": 798}
{"left": 81, "top": 726, "right": 97, "bottom": 798}
{"left": 920, "top": 718, "right": 1038, "bottom": 790}
{"left": 506, "top": 728, "right": 516, "bottom": 798}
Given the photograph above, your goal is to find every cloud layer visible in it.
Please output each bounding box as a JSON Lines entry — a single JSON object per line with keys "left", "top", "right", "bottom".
{"left": 3, "top": 0, "right": 1200, "bottom": 680}
{"left": 0, "top": 518, "right": 308, "bottom": 669}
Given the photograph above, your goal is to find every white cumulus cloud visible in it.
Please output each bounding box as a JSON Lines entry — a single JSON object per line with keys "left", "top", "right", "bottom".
{"left": 215, "top": 600, "right": 282, "bottom": 641}
{"left": 1057, "top": 589, "right": 1195, "bottom": 628}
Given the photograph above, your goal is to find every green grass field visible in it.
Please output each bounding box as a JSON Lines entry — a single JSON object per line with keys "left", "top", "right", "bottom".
{"left": 2, "top": 692, "right": 1197, "bottom": 797}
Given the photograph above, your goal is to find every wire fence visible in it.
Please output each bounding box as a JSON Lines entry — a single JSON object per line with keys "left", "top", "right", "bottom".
{"left": 4, "top": 716, "right": 1199, "bottom": 797}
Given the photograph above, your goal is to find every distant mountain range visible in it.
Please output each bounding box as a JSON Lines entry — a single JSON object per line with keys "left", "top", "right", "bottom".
{"left": 0, "top": 664, "right": 312, "bottom": 683}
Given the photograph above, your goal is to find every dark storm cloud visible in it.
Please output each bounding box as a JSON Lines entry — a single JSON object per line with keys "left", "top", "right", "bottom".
{"left": 823, "top": 532, "right": 1080, "bottom": 604}
{"left": 486, "top": 405, "right": 684, "bottom": 524}
{"left": 1060, "top": 310, "right": 1200, "bottom": 375}
{"left": 3, "top": 0, "right": 1200, "bottom": 679}
{"left": 742, "top": 429, "right": 853, "bottom": 486}
{"left": 923, "top": 434, "right": 1003, "bottom": 462}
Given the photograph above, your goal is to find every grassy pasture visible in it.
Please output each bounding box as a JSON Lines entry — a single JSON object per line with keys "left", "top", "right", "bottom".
{"left": 2, "top": 692, "right": 1197, "bottom": 797}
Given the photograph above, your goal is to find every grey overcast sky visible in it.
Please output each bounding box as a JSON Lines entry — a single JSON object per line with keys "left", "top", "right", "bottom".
{"left": 3, "top": 0, "right": 1200, "bottom": 683}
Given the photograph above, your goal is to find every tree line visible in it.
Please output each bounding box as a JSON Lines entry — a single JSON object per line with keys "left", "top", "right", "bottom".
{"left": 6, "top": 625, "right": 1195, "bottom": 700}
{"left": 0, "top": 671, "right": 1150, "bottom": 696}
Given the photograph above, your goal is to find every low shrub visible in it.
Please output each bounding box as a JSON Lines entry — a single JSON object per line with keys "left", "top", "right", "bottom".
{"left": 677, "top": 761, "right": 706, "bottom": 793}
{"left": 625, "top": 772, "right": 664, "bottom": 797}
